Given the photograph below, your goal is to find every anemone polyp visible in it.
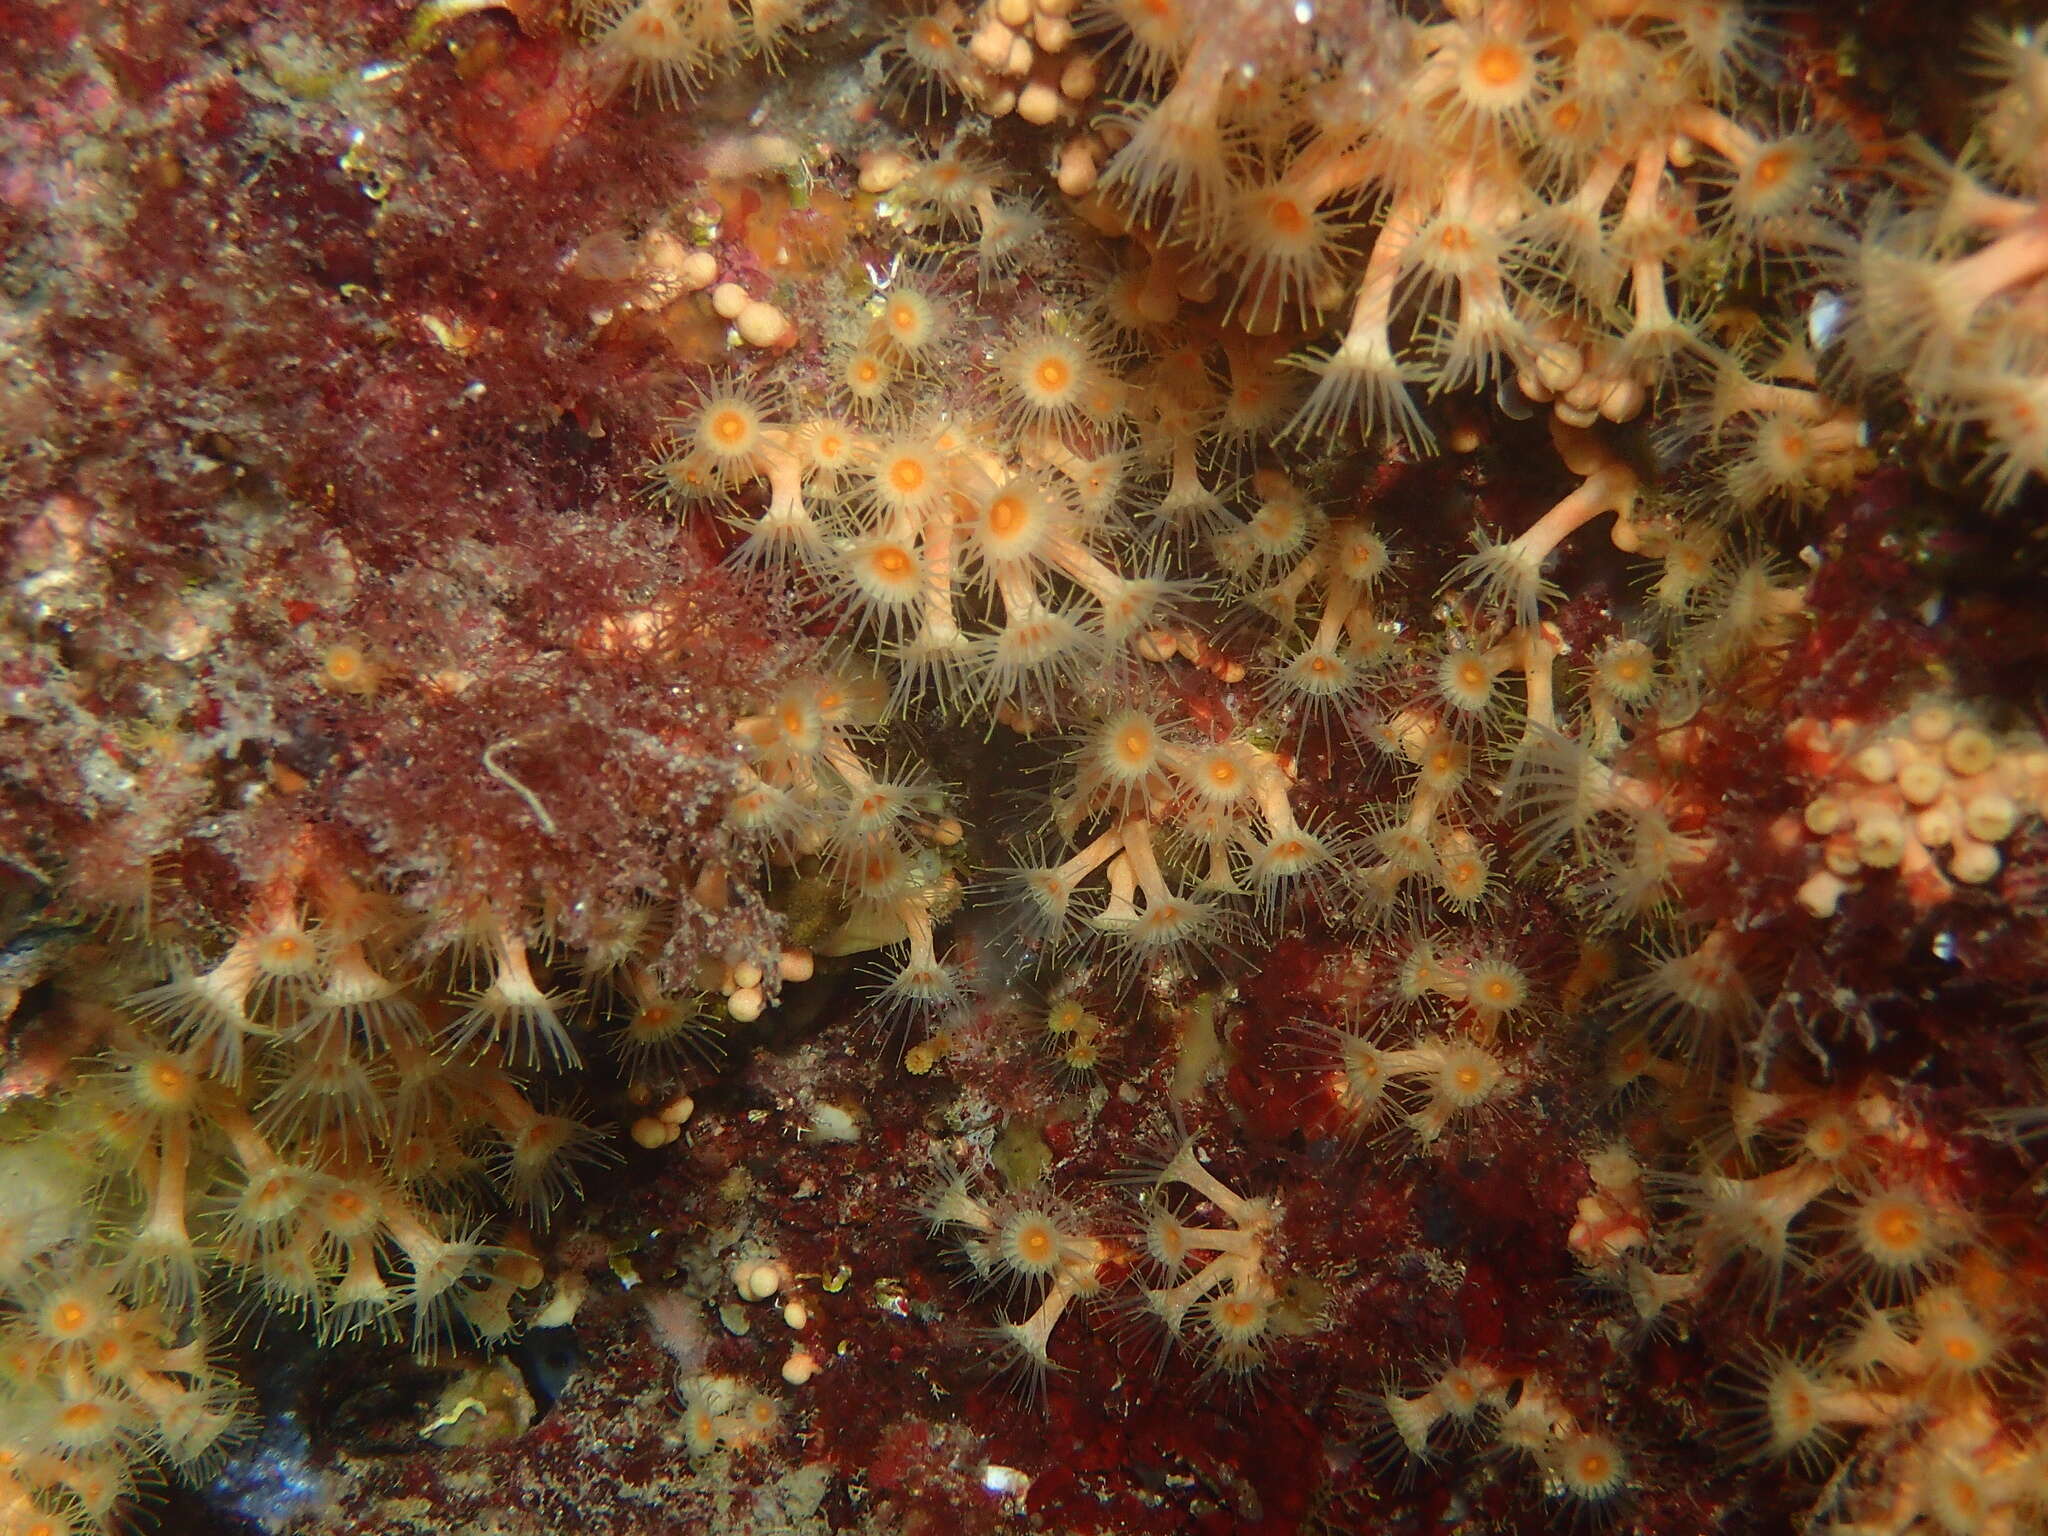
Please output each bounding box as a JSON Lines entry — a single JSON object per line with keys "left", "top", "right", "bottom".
{"left": 694, "top": 391, "right": 766, "bottom": 464}
{"left": 1550, "top": 1432, "right": 1629, "bottom": 1504}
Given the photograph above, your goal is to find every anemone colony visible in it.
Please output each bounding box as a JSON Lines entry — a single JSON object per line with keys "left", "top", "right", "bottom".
{"left": 3, "top": 1, "right": 2048, "bottom": 1533}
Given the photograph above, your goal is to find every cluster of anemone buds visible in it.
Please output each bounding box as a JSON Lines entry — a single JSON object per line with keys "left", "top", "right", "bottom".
{"left": 951, "top": 0, "right": 1096, "bottom": 125}
{"left": 730, "top": 1253, "right": 791, "bottom": 1303}
{"left": 1785, "top": 703, "right": 2048, "bottom": 917}
{"left": 1515, "top": 316, "right": 1654, "bottom": 427}
{"left": 629, "top": 1091, "right": 697, "bottom": 1149}
{"left": 710, "top": 945, "right": 815, "bottom": 1021}
{"left": 678, "top": 1373, "right": 784, "bottom": 1457}
{"left": 570, "top": 228, "right": 720, "bottom": 321}
{"left": 710, "top": 279, "right": 795, "bottom": 348}
{"left": 1567, "top": 1146, "right": 1651, "bottom": 1269}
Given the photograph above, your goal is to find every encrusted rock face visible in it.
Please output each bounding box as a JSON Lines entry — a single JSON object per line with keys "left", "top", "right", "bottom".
{"left": 3, "top": 2, "right": 2048, "bottom": 1534}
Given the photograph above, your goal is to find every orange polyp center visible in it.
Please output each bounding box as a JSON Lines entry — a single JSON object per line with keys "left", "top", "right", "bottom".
{"left": 1018, "top": 1225, "right": 1055, "bottom": 1262}
{"left": 51, "top": 1301, "right": 89, "bottom": 1335}
{"left": 711, "top": 410, "right": 749, "bottom": 445}
{"left": 635, "top": 1002, "right": 680, "bottom": 1034}
{"left": 1475, "top": 42, "right": 1524, "bottom": 87}
{"left": 1456, "top": 1066, "right": 1483, "bottom": 1091}
{"left": 1874, "top": 1206, "right": 1922, "bottom": 1251}
{"left": 150, "top": 1061, "right": 188, "bottom": 1096}
{"left": 1437, "top": 224, "right": 1475, "bottom": 256}
{"left": 1267, "top": 197, "right": 1307, "bottom": 236}
{"left": 1117, "top": 727, "right": 1152, "bottom": 763}
{"left": 853, "top": 358, "right": 881, "bottom": 384}
{"left": 1033, "top": 356, "right": 1071, "bottom": 393}
{"left": 1308, "top": 656, "right": 1336, "bottom": 678}
{"left": 889, "top": 458, "right": 927, "bottom": 494}
{"left": 988, "top": 495, "right": 1027, "bottom": 535}
{"left": 873, "top": 546, "right": 915, "bottom": 579}
{"left": 1458, "top": 661, "right": 1486, "bottom": 688}
{"left": 914, "top": 20, "right": 948, "bottom": 48}
{"left": 1209, "top": 760, "right": 1239, "bottom": 787}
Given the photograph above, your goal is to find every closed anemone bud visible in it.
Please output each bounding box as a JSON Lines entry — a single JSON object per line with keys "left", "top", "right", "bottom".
{"left": 734, "top": 300, "right": 790, "bottom": 348}
{"left": 1945, "top": 727, "right": 1996, "bottom": 777}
